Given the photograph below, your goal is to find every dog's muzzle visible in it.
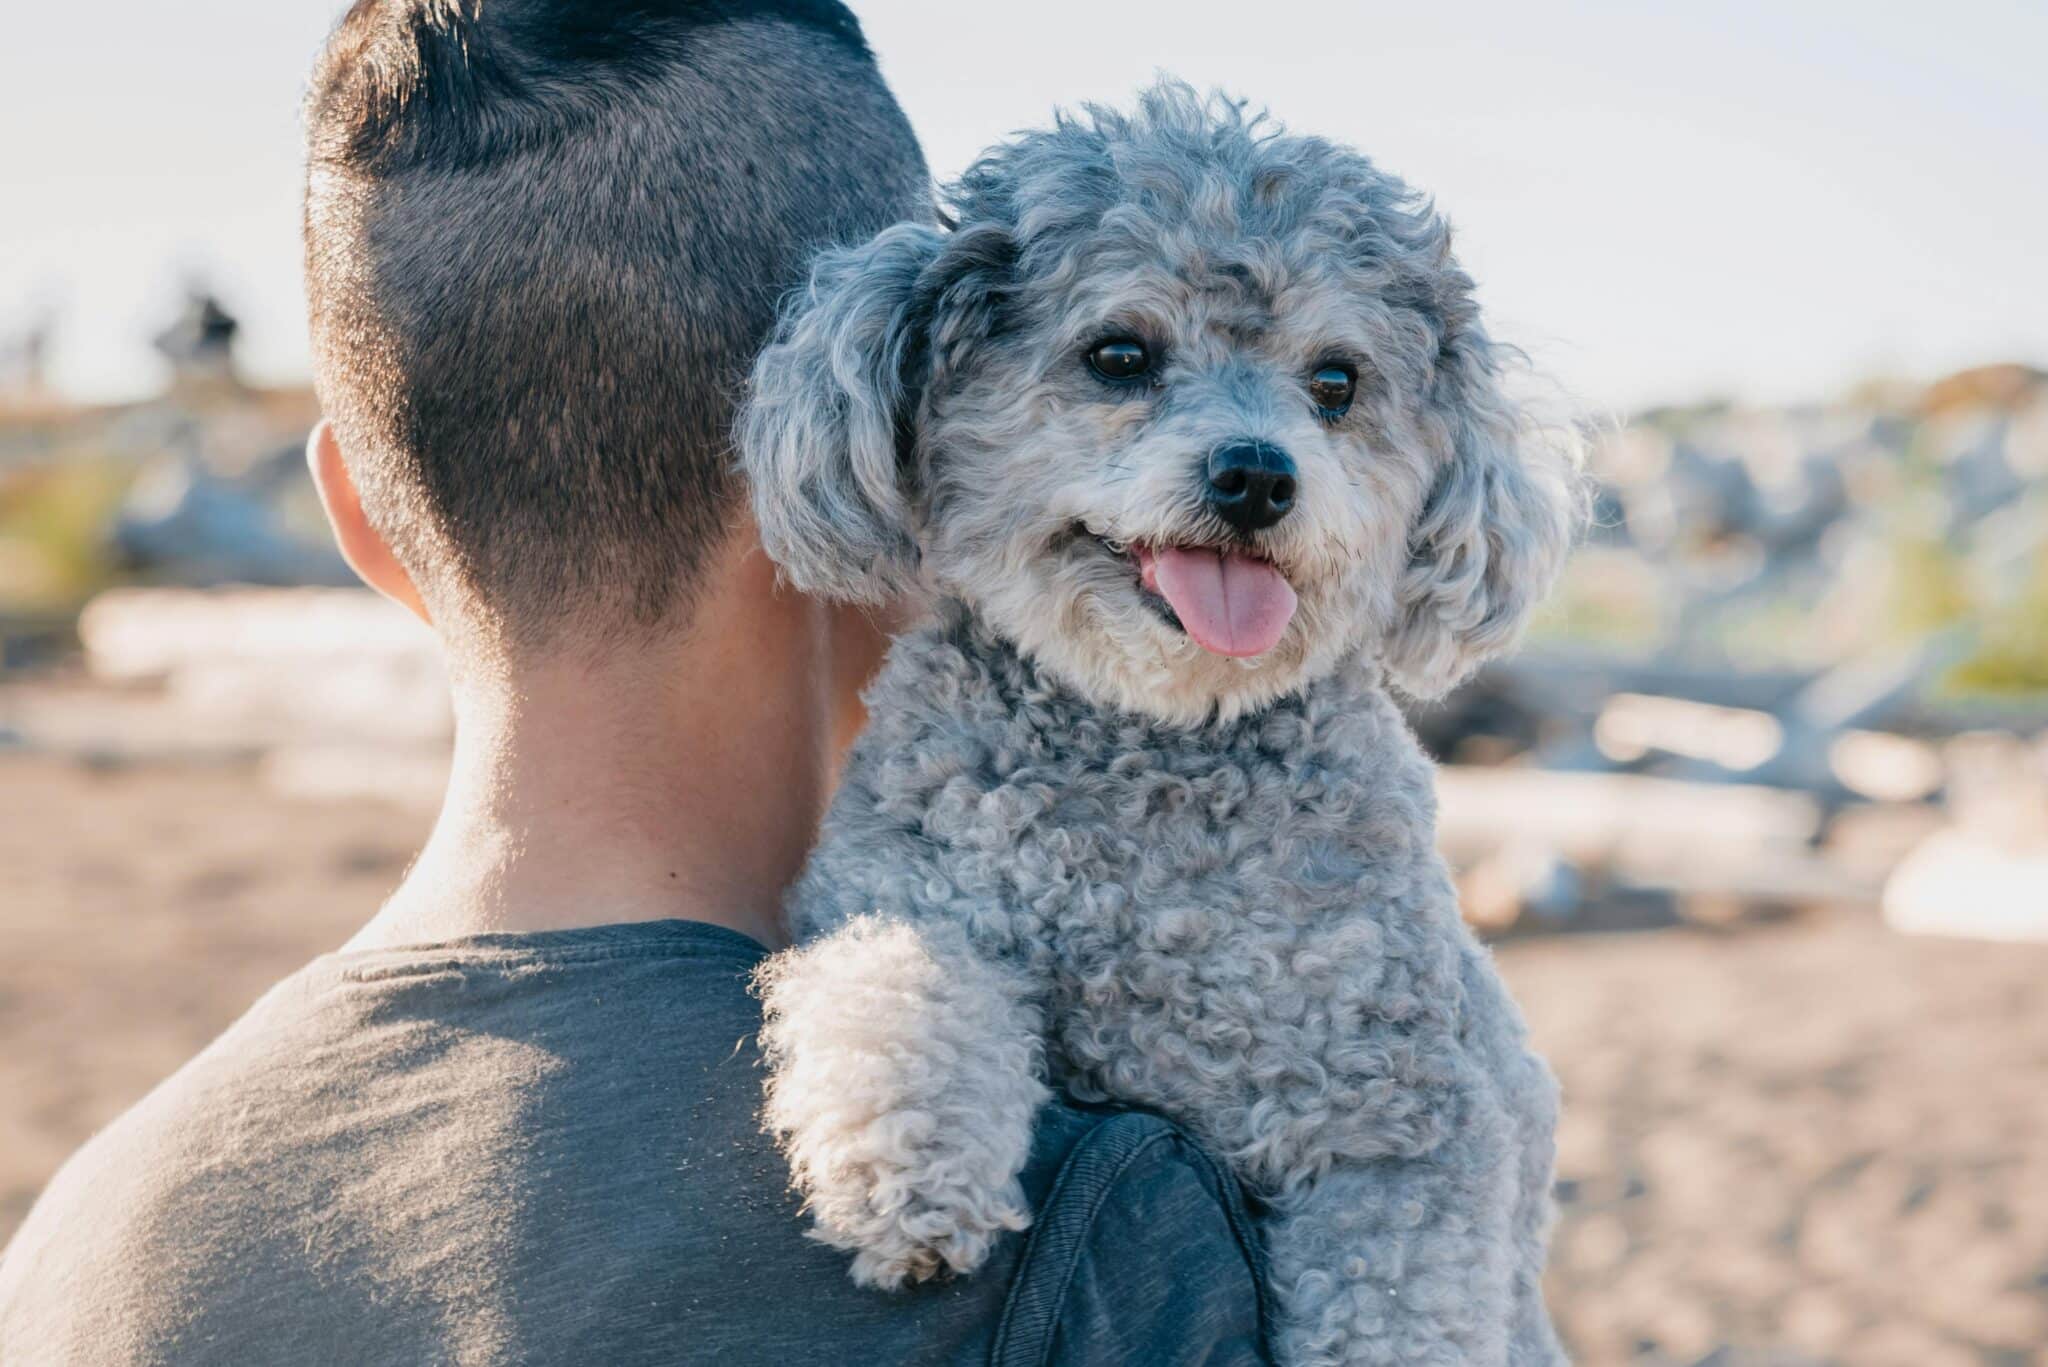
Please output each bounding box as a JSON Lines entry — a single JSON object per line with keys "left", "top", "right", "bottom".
{"left": 1205, "top": 442, "right": 1296, "bottom": 533}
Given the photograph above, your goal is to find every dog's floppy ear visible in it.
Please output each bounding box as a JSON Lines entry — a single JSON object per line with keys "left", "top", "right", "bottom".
{"left": 1382, "top": 326, "right": 1585, "bottom": 698}
{"left": 739, "top": 221, "right": 1010, "bottom": 605}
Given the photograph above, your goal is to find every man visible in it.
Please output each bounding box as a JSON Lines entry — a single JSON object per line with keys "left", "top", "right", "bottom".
{"left": 0, "top": 2, "right": 1271, "bottom": 1363}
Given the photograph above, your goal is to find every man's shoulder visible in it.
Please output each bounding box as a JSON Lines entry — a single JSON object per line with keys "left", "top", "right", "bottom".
{"left": 1, "top": 930, "right": 1271, "bottom": 1365}
{"left": 1005, "top": 1105, "right": 1273, "bottom": 1366}
{"left": 0, "top": 972, "right": 311, "bottom": 1364}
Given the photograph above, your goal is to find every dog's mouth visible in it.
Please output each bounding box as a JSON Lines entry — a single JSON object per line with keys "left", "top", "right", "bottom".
{"left": 1081, "top": 529, "right": 1298, "bottom": 658}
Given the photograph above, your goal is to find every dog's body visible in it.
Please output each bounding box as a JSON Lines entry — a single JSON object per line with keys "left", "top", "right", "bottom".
{"left": 742, "top": 85, "right": 1579, "bottom": 1364}
{"left": 762, "top": 614, "right": 1560, "bottom": 1362}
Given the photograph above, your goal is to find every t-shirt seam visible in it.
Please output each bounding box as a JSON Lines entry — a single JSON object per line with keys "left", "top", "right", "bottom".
{"left": 991, "top": 1111, "right": 1268, "bottom": 1367}
{"left": 328, "top": 943, "right": 766, "bottom": 985}
{"left": 1168, "top": 1132, "right": 1277, "bottom": 1348}
{"left": 991, "top": 1116, "right": 1172, "bottom": 1367}
{"left": 1039, "top": 1129, "right": 1172, "bottom": 1356}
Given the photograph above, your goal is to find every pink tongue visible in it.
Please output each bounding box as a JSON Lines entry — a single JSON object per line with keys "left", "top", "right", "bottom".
{"left": 1144, "top": 546, "right": 1298, "bottom": 658}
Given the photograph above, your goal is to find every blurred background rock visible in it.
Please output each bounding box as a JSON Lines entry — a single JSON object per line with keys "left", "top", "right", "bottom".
{"left": 4, "top": 3, "right": 2046, "bottom": 1362}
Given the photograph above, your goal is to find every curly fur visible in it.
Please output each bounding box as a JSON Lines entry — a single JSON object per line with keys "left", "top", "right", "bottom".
{"left": 756, "top": 916, "right": 1049, "bottom": 1287}
{"left": 743, "top": 82, "right": 1580, "bottom": 1364}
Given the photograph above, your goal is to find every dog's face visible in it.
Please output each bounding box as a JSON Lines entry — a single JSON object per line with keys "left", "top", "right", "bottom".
{"left": 743, "top": 84, "right": 1581, "bottom": 724}
{"left": 913, "top": 244, "right": 1442, "bottom": 723}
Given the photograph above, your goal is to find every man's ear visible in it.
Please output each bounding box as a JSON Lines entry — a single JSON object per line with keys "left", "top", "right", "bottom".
{"left": 738, "top": 221, "right": 1010, "bottom": 605}
{"left": 1382, "top": 331, "right": 1585, "bottom": 698}
{"left": 306, "top": 420, "right": 430, "bottom": 624}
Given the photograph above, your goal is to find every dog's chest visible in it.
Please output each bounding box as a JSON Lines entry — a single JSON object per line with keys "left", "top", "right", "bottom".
{"left": 820, "top": 635, "right": 1458, "bottom": 1001}
{"left": 799, "top": 633, "right": 1480, "bottom": 1166}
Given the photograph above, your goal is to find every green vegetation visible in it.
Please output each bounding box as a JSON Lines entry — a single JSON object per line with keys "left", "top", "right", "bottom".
{"left": 0, "top": 456, "right": 134, "bottom": 613}
{"left": 1944, "top": 546, "right": 2048, "bottom": 696}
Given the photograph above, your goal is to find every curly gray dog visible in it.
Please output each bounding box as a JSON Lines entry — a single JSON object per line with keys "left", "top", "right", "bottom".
{"left": 740, "top": 82, "right": 1582, "bottom": 1365}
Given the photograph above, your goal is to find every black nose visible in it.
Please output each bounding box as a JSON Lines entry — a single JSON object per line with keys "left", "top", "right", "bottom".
{"left": 1205, "top": 441, "right": 1296, "bottom": 532}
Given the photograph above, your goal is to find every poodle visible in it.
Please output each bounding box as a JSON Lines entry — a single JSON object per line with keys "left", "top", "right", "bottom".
{"left": 739, "top": 82, "right": 1582, "bottom": 1366}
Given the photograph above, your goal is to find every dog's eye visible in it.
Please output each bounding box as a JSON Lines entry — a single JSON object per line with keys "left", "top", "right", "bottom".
{"left": 1087, "top": 339, "right": 1151, "bottom": 381}
{"left": 1308, "top": 365, "right": 1356, "bottom": 415}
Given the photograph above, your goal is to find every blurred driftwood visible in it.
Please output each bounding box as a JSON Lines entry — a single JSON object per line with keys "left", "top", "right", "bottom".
{"left": 1436, "top": 768, "right": 1876, "bottom": 932}
{"left": 0, "top": 588, "right": 449, "bottom": 808}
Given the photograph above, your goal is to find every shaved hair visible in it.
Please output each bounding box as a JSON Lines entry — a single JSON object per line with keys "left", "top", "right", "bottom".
{"left": 304, "top": 0, "right": 929, "bottom": 649}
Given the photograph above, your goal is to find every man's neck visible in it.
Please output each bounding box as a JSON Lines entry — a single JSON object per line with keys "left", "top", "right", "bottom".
{"left": 347, "top": 541, "right": 884, "bottom": 955}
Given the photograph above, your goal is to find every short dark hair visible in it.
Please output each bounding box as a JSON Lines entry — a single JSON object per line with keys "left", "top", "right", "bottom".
{"left": 304, "top": 0, "right": 929, "bottom": 647}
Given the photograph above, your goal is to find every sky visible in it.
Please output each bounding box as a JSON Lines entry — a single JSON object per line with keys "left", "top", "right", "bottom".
{"left": 2, "top": 0, "right": 2043, "bottom": 412}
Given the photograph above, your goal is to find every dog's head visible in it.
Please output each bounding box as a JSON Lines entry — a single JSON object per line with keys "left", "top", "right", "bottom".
{"left": 741, "top": 82, "right": 1583, "bottom": 723}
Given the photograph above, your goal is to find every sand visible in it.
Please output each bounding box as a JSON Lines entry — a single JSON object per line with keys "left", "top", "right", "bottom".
{"left": 3, "top": 751, "right": 2044, "bottom": 1365}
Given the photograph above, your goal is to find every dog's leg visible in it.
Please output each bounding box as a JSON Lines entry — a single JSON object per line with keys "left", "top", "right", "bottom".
{"left": 755, "top": 913, "right": 1049, "bottom": 1289}
{"left": 1456, "top": 948, "right": 1568, "bottom": 1365}
{"left": 1264, "top": 1075, "right": 1524, "bottom": 1367}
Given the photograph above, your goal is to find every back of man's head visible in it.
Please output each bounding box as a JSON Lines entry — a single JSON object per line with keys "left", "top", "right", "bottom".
{"left": 304, "top": 0, "right": 928, "bottom": 655}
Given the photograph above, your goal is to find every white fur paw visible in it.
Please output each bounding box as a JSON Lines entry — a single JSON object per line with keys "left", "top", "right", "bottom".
{"left": 755, "top": 915, "right": 1049, "bottom": 1289}
{"left": 835, "top": 1172, "right": 1033, "bottom": 1290}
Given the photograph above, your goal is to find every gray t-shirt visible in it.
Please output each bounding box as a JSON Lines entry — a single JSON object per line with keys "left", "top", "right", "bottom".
{"left": 0, "top": 921, "right": 1270, "bottom": 1365}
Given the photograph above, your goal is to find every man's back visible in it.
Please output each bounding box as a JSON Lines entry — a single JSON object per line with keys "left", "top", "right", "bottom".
{"left": 2, "top": 13, "right": 1272, "bottom": 1357}
{"left": 0, "top": 921, "right": 1269, "bottom": 1364}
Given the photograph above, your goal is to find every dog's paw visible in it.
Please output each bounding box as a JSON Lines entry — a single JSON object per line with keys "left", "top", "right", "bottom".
{"left": 756, "top": 916, "right": 1050, "bottom": 1289}
{"left": 829, "top": 1174, "right": 1033, "bottom": 1289}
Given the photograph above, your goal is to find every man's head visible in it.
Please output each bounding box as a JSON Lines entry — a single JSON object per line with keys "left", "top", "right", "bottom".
{"left": 742, "top": 83, "right": 1584, "bottom": 724}
{"left": 303, "top": 0, "right": 929, "bottom": 657}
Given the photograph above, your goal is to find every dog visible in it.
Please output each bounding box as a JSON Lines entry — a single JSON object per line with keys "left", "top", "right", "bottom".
{"left": 739, "top": 82, "right": 1582, "bottom": 1365}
